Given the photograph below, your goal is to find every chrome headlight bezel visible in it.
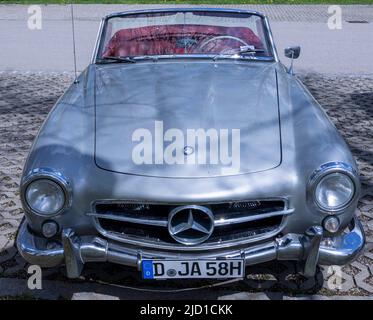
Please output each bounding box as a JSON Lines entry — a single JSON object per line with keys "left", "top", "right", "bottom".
{"left": 308, "top": 162, "right": 360, "bottom": 214}
{"left": 21, "top": 168, "right": 72, "bottom": 217}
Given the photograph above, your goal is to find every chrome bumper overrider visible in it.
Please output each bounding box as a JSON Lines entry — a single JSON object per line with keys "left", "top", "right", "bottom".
{"left": 16, "top": 217, "right": 365, "bottom": 278}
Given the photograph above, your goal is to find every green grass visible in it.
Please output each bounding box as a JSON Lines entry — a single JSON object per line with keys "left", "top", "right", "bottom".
{"left": 1, "top": 0, "right": 373, "bottom": 5}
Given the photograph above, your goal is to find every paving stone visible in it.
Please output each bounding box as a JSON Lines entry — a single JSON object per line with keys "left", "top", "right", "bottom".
{"left": 218, "top": 292, "right": 271, "bottom": 300}
{"left": 219, "top": 292, "right": 372, "bottom": 300}
{"left": 368, "top": 220, "right": 373, "bottom": 231}
{"left": 72, "top": 292, "right": 120, "bottom": 300}
{"left": 0, "top": 235, "right": 8, "bottom": 251}
{"left": 322, "top": 266, "right": 355, "bottom": 292}
{"left": 351, "top": 262, "right": 373, "bottom": 294}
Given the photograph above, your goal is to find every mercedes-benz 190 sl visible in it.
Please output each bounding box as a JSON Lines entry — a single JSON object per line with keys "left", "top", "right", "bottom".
{"left": 17, "top": 8, "right": 365, "bottom": 279}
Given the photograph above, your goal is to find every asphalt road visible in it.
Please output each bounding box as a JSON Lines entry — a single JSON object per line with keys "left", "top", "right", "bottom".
{"left": 0, "top": 4, "right": 372, "bottom": 74}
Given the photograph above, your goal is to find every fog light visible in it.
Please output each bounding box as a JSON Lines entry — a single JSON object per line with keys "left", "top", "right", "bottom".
{"left": 323, "top": 216, "right": 340, "bottom": 233}
{"left": 42, "top": 221, "right": 58, "bottom": 238}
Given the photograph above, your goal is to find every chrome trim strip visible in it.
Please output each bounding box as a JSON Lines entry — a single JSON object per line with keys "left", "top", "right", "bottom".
{"left": 92, "top": 198, "right": 288, "bottom": 206}
{"left": 115, "top": 55, "right": 275, "bottom": 63}
{"left": 214, "top": 208, "right": 294, "bottom": 226}
{"left": 86, "top": 212, "right": 168, "bottom": 227}
{"left": 263, "top": 16, "right": 279, "bottom": 62}
{"left": 94, "top": 8, "right": 276, "bottom": 64}
{"left": 104, "top": 8, "right": 266, "bottom": 20}
{"left": 91, "top": 18, "right": 105, "bottom": 64}
{"left": 86, "top": 208, "right": 292, "bottom": 228}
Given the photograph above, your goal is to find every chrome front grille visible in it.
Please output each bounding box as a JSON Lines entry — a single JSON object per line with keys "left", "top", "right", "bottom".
{"left": 88, "top": 200, "right": 292, "bottom": 250}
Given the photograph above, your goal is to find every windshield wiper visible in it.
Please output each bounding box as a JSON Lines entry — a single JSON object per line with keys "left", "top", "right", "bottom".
{"left": 133, "top": 55, "right": 159, "bottom": 62}
{"left": 97, "top": 56, "right": 136, "bottom": 64}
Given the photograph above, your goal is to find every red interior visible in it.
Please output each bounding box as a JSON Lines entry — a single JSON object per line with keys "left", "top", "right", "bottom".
{"left": 102, "top": 24, "right": 264, "bottom": 57}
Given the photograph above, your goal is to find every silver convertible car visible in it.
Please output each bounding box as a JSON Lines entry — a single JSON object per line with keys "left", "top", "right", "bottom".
{"left": 17, "top": 8, "right": 365, "bottom": 280}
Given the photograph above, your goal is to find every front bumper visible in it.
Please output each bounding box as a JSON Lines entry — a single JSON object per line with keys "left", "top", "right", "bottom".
{"left": 17, "top": 217, "right": 365, "bottom": 278}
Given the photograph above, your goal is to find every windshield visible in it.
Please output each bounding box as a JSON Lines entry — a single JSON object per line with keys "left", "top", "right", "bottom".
{"left": 98, "top": 10, "right": 272, "bottom": 59}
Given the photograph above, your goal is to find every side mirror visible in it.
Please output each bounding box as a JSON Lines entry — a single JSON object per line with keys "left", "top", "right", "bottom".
{"left": 284, "top": 46, "right": 301, "bottom": 59}
{"left": 284, "top": 46, "right": 301, "bottom": 75}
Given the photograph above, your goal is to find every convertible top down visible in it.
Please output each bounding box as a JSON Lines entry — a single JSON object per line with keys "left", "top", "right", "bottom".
{"left": 17, "top": 8, "right": 364, "bottom": 280}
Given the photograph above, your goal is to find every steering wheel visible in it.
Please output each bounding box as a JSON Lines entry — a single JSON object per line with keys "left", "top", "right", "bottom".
{"left": 196, "top": 35, "right": 249, "bottom": 54}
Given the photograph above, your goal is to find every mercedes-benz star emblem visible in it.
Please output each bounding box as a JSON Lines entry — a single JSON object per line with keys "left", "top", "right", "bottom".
{"left": 183, "top": 146, "right": 194, "bottom": 156}
{"left": 168, "top": 205, "right": 214, "bottom": 245}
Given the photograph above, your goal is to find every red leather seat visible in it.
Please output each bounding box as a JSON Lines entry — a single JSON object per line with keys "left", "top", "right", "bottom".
{"left": 102, "top": 25, "right": 263, "bottom": 57}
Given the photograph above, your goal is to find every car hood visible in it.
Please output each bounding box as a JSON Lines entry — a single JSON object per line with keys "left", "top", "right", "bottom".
{"left": 94, "top": 62, "right": 281, "bottom": 178}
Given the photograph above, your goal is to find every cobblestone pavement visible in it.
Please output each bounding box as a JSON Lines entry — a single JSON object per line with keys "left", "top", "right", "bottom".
{"left": 0, "top": 72, "right": 372, "bottom": 299}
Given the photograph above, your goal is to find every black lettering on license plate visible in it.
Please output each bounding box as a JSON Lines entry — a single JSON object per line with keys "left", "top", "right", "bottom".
{"left": 142, "top": 259, "right": 244, "bottom": 279}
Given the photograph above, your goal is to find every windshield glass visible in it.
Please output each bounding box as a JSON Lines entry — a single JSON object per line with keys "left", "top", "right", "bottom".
{"left": 98, "top": 11, "right": 272, "bottom": 59}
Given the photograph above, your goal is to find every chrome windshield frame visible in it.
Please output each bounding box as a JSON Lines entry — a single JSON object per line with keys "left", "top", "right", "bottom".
{"left": 92, "top": 8, "right": 278, "bottom": 64}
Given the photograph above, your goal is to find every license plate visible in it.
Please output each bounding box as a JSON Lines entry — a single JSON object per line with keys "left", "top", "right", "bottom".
{"left": 141, "top": 259, "right": 245, "bottom": 279}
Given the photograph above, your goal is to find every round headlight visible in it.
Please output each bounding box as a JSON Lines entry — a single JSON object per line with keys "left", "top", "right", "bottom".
{"left": 25, "top": 179, "right": 65, "bottom": 215}
{"left": 315, "top": 172, "right": 354, "bottom": 211}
